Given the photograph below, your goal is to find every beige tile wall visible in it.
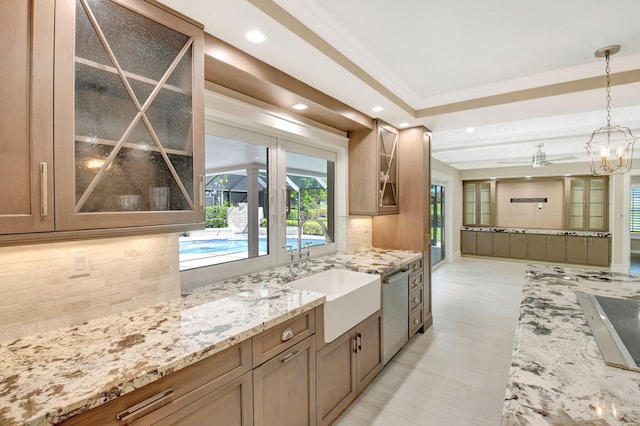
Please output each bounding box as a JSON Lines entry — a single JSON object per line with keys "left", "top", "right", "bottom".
{"left": 344, "top": 216, "right": 372, "bottom": 252}
{"left": 0, "top": 234, "right": 181, "bottom": 342}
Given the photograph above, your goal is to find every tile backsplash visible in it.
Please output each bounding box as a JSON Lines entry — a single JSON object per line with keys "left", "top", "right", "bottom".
{"left": 345, "top": 216, "right": 372, "bottom": 252}
{"left": 0, "top": 234, "right": 180, "bottom": 342}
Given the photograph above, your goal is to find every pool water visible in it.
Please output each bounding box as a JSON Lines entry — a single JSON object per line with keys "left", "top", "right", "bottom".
{"left": 179, "top": 237, "right": 319, "bottom": 255}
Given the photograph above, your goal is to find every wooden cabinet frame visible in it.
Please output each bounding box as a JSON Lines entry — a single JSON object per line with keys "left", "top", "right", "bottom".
{"left": 53, "top": 0, "right": 205, "bottom": 231}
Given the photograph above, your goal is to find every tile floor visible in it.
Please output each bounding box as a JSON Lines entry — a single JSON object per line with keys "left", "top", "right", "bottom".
{"left": 334, "top": 257, "right": 526, "bottom": 426}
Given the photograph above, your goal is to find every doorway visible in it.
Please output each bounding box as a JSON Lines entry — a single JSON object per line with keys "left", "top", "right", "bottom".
{"left": 431, "top": 185, "right": 445, "bottom": 266}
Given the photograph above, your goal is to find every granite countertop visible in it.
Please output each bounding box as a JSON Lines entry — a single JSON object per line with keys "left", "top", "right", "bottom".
{"left": 502, "top": 264, "right": 640, "bottom": 425}
{"left": 0, "top": 248, "right": 420, "bottom": 426}
{"left": 461, "top": 226, "right": 611, "bottom": 238}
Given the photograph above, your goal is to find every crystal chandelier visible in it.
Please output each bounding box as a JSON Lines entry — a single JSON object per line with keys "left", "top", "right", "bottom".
{"left": 585, "top": 45, "right": 637, "bottom": 175}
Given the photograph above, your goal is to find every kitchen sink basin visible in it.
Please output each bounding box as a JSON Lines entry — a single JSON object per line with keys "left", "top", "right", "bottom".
{"left": 288, "top": 269, "right": 381, "bottom": 343}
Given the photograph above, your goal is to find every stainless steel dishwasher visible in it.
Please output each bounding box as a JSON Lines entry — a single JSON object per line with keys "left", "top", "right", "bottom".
{"left": 382, "top": 267, "right": 410, "bottom": 364}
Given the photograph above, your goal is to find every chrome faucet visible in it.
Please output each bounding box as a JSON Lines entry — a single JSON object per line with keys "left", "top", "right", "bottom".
{"left": 297, "top": 218, "right": 331, "bottom": 272}
{"left": 283, "top": 245, "right": 295, "bottom": 274}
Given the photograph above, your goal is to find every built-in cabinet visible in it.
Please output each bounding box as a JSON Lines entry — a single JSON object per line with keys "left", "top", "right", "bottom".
{"left": 463, "top": 180, "right": 494, "bottom": 226}
{"left": 565, "top": 177, "right": 608, "bottom": 231}
{"left": 0, "top": 0, "right": 204, "bottom": 240}
{"left": 461, "top": 230, "right": 609, "bottom": 267}
{"left": 349, "top": 120, "right": 399, "bottom": 215}
{"left": 408, "top": 257, "right": 427, "bottom": 337}
{"left": 315, "top": 310, "right": 383, "bottom": 426}
{"left": 371, "top": 127, "right": 432, "bottom": 330}
{"left": 566, "top": 235, "right": 610, "bottom": 266}
{"left": 55, "top": 0, "right": 204, "bottom": 230}
{"left": 0, "top": 0, "right": 55, "bottom": 234}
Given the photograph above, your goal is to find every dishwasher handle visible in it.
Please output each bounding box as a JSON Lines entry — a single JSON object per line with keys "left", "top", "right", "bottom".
{"left": 382, "top": 267, "right": 409, "bottom": 284}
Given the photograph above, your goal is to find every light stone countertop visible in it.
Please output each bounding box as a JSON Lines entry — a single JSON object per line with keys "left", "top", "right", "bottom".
{"left": 502, "top": 264, "right": 640, "bottom": 425}
{"left": 461, "top": 226, "right": 611, "bottom": 238}
{"left": 0, "top": 248, "right": 421, "bottom": 426}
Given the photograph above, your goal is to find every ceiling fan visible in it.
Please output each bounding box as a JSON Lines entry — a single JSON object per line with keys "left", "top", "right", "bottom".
{"left": 497, "top": 143, "right": 577, "bottom": 168}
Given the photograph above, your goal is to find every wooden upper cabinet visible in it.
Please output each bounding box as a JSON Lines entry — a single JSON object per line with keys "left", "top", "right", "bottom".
{"left": 0, "top": 0, "right": 55, "bottom": 234}
{"left": 463, "top": 180, "right": 495, "bottom": 226}
{"left": 349, "top": 120, "right": 399, "bottom": 215}
{"left": 53, "top": 0, "right": 205, "bottom": 230}
{"left": 565, "top": 176, "right": 608, "bottom": 231}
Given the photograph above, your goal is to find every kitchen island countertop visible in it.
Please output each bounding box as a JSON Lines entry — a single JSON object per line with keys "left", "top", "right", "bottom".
{"left": 0, "top": 248, "right": 421, "bottom": 426}
{"left": 502, "top": 264, "right": 640, "bottom": 425}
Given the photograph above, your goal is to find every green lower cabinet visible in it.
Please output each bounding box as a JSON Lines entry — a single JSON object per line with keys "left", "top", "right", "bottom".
{"left": 527, "top": 234, "right": 547, "bottom": 261}
{"left": 492, "top": 233, "right": 510, "bottom": 257}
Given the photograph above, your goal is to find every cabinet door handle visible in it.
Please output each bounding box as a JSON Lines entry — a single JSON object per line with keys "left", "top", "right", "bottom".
{"left": 413, "top": 318, "right": 420, "bottom": 325}
{"left": 280, "top": 350, "right": 300, "bottom": 364}
{"left": 352, "top": 336, "right": 358, "bottom": 353}
{"left": 116, "top": 388, "right": 174, "bottom": 422}
{"left": 198, "top": 175, "right": 205, "bottom": 211}
{"left": 40, "top": 162, "right": 48, "bottom": 217}
{"left": 280, "top": 327, "right": 295, "bottom": 342}
{"left": 357, "top": 333, "right": 362, "bottom": 351}
{"left": 413, "top": 297, "right": 420, "bottom": 304}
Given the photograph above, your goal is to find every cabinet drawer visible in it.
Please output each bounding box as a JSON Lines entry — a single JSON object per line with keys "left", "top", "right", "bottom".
{"left": 408, "top": 258, "right": 423, "bottom": 274}
{"left": 409, "top": 271, "right": 423, "bottom": 290}
{"left": 253, "top": 310, "right": 316, "bottom": 366}
{"left": 409, "top": 308, "right": 424, "bottom": 338}
{"left": 409, "top": 287, "right": 423, "bottom": 313}
{"left": 60, "top": 339, "right": 252, "bottom": 425}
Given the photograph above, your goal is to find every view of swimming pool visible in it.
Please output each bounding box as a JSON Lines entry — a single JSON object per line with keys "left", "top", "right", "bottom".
{"left": 179, "top": 237, "right": 319, "bottom": 255}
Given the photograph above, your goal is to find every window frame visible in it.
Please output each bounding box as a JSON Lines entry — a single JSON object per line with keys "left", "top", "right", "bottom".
{"left": 630, "top": 184, "right": 640, "bottom": 233}
{"left": 181, "top": 98, "right": 347, "bottom": 290}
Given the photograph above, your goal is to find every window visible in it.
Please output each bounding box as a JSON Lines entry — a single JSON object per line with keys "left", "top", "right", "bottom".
{"left": 179, "top": 122, "right": 337, "bottom": 281}
{"left": 631, "top": 185, "right": 640, "bottom": 232}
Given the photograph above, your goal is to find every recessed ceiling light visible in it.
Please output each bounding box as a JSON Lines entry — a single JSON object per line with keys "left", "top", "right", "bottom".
{"left": 490, "top": 177, "right": 496, "bottom": 180}
{"left": 525, "top": 176, "right": 532, "bottom": 179}
{"left": 245, "top": 30, "right": 267, "bottom": 44}
{"left": 371, "top": 106, "right": 384, "bottom": 113}
{"left": 564, "top": 173, "right": 572, "bottom": 177}
{"left": 399, "top": 122, "right": 409, "bottom": 128}
{"left": 466, "top": 127, "right": 475, "bottom": 133}
{"left": 292, "top": 103, "right": 308, "bottom": 110}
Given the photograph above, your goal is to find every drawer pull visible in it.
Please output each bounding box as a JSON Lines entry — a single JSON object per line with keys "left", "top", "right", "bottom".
{"left": 280, "top": 350, "right": 299, "bottom": 364}
{"left": 414, "top": 318, "right": 420, "bottom": 325}
{"left": 116, "top": 388, "right": 174, "bottom": 422}
{"left": 356, "top": 332, "right": 362, "bottom": 351}
{"left": 413, "top": 297, "right": 420, "bottom": 304}
{"left": 412, "top": 279, "right": 419, "bottom": 287}
{"left": 280, "top": 327, "right": 295, "bottom": 342}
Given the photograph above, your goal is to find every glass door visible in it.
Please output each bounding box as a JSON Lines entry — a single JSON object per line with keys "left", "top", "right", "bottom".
{"left": 431, "top": 185, "right": 445, "bottom": 265}
{"left": 567, "top": 178, "right": 585, "bottom": 229}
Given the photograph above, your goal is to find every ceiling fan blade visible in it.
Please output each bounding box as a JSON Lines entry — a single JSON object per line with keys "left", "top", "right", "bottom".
{"left": 496, "top": 160, "right": 531, "bottom": 164}
{"left": 547, "top": 155, "right": 578, "bottom": 161}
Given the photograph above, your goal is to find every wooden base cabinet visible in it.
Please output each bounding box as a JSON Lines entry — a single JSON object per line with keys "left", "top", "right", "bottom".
{"left": 154, "top": 372, "right": 253, "bottom": 426}
{"left": 60, "top": 340, "right": 253, "bottom": 426}
{"left": 461, "top": 230, "right": 477, "bottom": 255}
{"left": 315, "top": 310, "right": 383, "bottom": 426}
{"left": 253, "top": 336, "right": 316, "bottom": 426}
{"left": 567, "top": 235, "right": 610, "bottom": 266}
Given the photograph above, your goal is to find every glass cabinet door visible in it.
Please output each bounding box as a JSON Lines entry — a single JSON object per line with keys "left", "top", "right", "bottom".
{"left": 464, "top": 182, "right": 477, "bottom": 225}
{"left": 479, "top": 182, "right": 492, "bottom": 225}
{"left": 588, "top": 178, "right": 606, "bottom": 230}
{"left": 378, "top": 126, "right": 398, "bottom": 208}
{"left": 55, "top": 0, "right": 204, "bottom": 230}
{"left": 567, "top": 179, "right": 585, "bottom": 229}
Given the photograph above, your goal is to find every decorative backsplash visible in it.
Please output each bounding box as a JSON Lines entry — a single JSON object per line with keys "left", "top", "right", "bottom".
{"left": 0, "top": 234, "right": 181, "bottom": 342}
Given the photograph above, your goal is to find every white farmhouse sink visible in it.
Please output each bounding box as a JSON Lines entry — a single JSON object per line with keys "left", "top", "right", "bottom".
{"left": 288, "top": 269, "right": 381, "bottom": 343}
